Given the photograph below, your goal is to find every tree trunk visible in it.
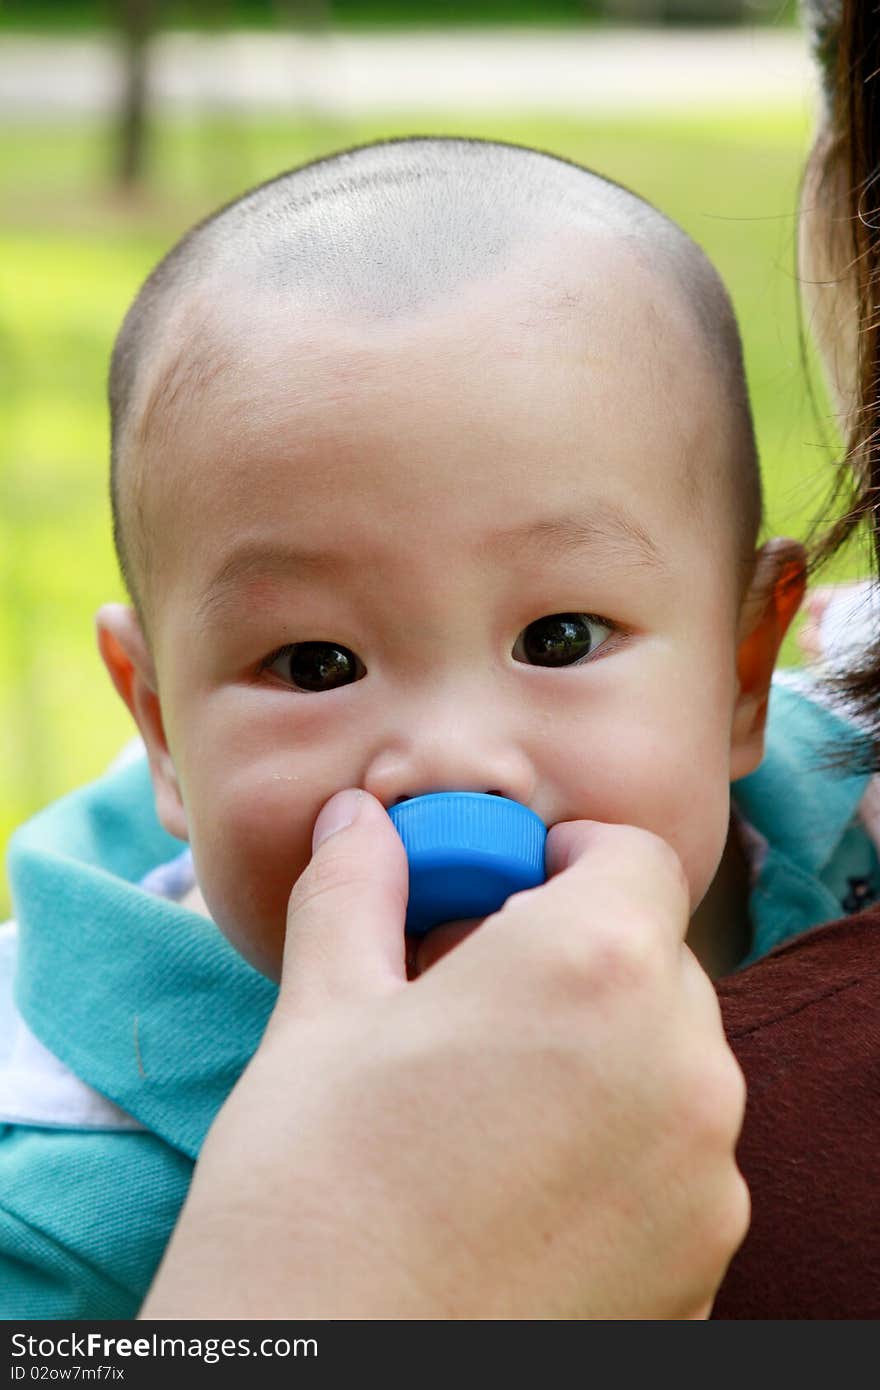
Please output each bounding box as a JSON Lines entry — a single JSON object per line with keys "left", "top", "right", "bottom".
{"left": 117, "top": 0, "right": 156, "bottom": 188}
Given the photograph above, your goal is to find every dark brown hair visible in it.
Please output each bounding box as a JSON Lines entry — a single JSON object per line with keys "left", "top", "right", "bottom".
{"left": 804, "top": 0, "right": 880, "bottom": 760}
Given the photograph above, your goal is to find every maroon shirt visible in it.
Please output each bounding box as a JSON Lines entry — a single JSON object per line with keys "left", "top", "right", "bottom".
{"left": 712, "top": 911, "right": 880, "bottom": 1318}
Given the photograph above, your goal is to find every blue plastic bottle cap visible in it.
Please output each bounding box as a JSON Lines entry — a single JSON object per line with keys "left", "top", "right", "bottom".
{"left": 388, "top": 792, "right": 547, "bottom": 936}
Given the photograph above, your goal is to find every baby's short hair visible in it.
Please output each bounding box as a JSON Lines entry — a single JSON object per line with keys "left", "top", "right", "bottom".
{"left": 109, "top": 136, "right": 761, "bottom": 632}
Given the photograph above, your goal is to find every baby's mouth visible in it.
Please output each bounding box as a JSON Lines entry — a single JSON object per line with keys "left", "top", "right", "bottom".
{"left": 405, "top": 919, "right": 484, "bottom": 979}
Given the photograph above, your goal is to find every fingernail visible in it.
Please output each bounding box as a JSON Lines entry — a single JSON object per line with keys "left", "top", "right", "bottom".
{"left": 312, "top": 788, "right": 364, "bottom": 850}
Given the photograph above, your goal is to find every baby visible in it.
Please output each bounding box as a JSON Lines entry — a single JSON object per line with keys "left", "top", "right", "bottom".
{"left": 3, "top": 137, "right": 875, "bottom": 1319}
{"left": 101, "top": 135, "right": 801, "bottom": 984}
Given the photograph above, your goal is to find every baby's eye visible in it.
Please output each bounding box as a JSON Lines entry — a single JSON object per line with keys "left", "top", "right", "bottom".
{"left": 512, "top": 612, "right": 613, "bottom": 667}
{"left": 263, "top": 641, "right": 366, "bottom": 692}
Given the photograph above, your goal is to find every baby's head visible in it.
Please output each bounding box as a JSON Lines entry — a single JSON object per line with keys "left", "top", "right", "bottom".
{"left": 97, "top": 137, "right": 804, "bottom": 979}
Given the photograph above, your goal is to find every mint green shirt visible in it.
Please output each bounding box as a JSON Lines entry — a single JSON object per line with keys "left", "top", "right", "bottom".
{"left": 731, "top": 678, "right": 878, "bottom": 963}
{"left": 3, "top": 756, "right": 276, "bottom": 1318}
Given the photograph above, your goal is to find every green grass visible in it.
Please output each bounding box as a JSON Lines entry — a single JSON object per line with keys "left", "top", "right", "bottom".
{"left": 0, "top": 103, "right": 860, "bottom": 918}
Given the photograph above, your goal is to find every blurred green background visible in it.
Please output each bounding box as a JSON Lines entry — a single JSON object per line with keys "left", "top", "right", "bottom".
{"left": 0, "top": 5, "right": 857, "bottom": 918}
{"left": 0, "top": 1, "right": 801, "bottom": 31}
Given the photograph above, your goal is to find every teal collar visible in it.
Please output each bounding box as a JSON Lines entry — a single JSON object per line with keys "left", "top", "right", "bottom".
{"left": 732, "top": 680, "right": 870, "bottom": 877}
{"left": 732, "top": 679, "right": 872, "bottom": 963}
{"left": 7, "top": 758, "right": 276, "bottom": 1159}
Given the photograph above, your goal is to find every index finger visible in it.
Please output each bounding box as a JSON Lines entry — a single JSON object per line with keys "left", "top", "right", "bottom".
{"left": 541, "top": 817, "right": 692, "bottom": 943}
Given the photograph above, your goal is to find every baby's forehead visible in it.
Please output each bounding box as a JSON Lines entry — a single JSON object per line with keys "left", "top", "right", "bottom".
{"left": 111, "top": 144, "right": 759, "bottom": 637}
{"left": 132, "top": 258, "right": 734, "bottom": 594}
{"left": 128, "top": 255, "right": 757, "bottom": 648}
{"left": 137, "top": 227, "right": 711, "bottom": 445}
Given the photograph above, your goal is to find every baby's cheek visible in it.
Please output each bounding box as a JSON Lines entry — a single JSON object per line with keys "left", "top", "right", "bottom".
{"left": 546, "top": 714, "right": 731, "bottom": 907}
{"left": 191, "top": 779, "right": 319, "bottom": 979}
{"left": 636, "top": 743, "right": 732, "bottom": 907}
{"left": 667, "top": 794, "right": 732, "bottom": 909}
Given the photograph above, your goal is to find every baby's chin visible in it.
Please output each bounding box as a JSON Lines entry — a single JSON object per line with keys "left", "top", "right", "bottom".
{"left": 406, "top": 919, "right": 483, "bottom": 979}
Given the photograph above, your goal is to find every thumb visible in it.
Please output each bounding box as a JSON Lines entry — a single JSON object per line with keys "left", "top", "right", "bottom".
{"left": 277, "top": 789, "right": 410, "bottom": 1016}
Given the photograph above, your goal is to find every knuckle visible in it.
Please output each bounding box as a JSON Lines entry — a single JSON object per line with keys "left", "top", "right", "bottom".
{"left": 722, "top": 1169, "right": 752, "bottom": 1256}
{"left": 698, "top": 1170, "right": 752, "bottom": 1291}
{"left": 549, "top": 900, "right": 671, "bottom": 1000}
{"left": 721, "top": 1052, "right": 748, "bottom": 1134}
{"left": 492, "top": 838, "right": 688, "bottom": 1000}
{"left": 586, "top": 914, "right": 665, "bottom": 990}
{"left": 539, "top": 913, "right": 667, "bottom": 1012}
{"left": 640, "top": 828, "right": 690, "bottom": 900}
{"left": 675, "top": 1045, "right": 748, "bottom": 1153}
{"left": 676, "top": 1168, "right": 751, "bottom": 1312}
{"left": 627, "top": 823, "right": 688, "bottom": 890}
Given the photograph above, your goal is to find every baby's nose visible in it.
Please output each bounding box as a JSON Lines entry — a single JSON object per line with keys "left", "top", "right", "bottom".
{"left": 363, "top": 742, "right": 536, "bottom": 812}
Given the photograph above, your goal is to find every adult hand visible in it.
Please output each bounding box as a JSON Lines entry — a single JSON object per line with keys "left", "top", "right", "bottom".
{"left": 140, "top": 790, "right": 748, "bottom": 1320}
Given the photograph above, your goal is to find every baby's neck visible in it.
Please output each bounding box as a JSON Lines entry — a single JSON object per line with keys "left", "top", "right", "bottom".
{"left": 687, "top": 818, "right": 753, "bottom": 980}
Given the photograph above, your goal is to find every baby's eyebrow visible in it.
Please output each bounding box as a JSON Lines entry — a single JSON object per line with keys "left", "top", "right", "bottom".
{"left": 194, "top": 504, "right": 665, "bottom": 625}
{"left": 194, "top": 542, "right": 345, "bottom": 626}
{"left": 491, "top": 504, "right": 667, "bottom": 571}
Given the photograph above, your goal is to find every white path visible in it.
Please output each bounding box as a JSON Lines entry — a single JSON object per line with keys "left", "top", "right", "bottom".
{"left": 0, "top": 26, "right": 818, "bottom": 119}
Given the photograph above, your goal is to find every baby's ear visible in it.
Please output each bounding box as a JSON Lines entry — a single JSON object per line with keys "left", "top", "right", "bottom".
{"left": 730, "top": 538, "right": 807, "bottom": 781}
{"left": 94, "top": 603, "right": 188, "bottom": 842}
